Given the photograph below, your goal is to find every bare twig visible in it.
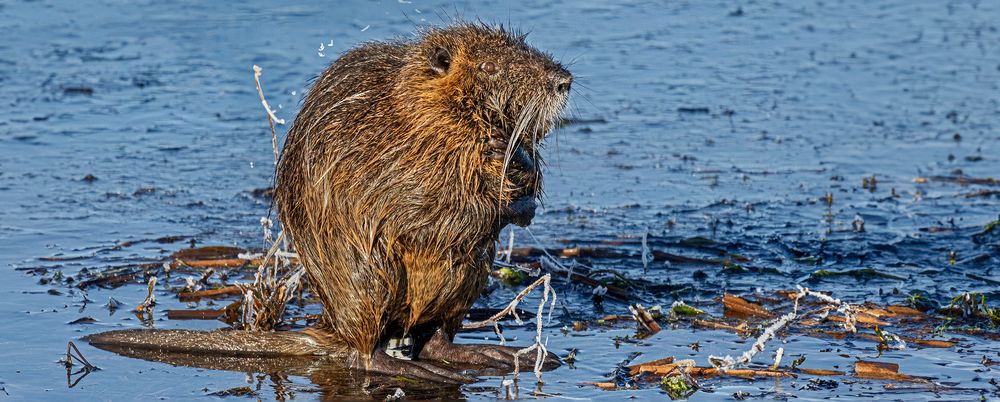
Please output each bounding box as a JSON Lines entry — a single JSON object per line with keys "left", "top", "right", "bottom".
{"left": 65, "top": 341, "right": 99, "bottom": 388}
{"left": 178, "top": 285, "right": 242, "bottom": 301}
{"left": 65, "top": 341, "right": 97, "bottom": 369}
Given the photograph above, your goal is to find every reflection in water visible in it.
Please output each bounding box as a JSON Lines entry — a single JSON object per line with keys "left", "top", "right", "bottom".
{"left": 90, "top": 343, "right": 473, "bottom": 400}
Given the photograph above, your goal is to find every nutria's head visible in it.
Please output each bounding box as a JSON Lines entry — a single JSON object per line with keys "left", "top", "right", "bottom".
{"left": 396, "top": 23, "right": 572, "bottom": 226}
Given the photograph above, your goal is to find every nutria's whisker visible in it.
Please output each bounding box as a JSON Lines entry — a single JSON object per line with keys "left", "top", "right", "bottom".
{"left": 498, "top": 94, "right": 540, "bottom": 213}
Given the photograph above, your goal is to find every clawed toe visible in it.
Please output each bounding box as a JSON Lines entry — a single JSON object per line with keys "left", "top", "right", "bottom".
{"left": 417, "top": 329, "right": 561, "bottom": 372}
{"left": 367, "top": 351, "right": 475, "bottom": 384}
{"left": 491, "top": 345, "right": 560, "bottom": 371}
{"left": 485, "top": 136, "right": 535, "bottom": 170}
{"left": 485, "top": 136, "right": 507, "bottom": 159}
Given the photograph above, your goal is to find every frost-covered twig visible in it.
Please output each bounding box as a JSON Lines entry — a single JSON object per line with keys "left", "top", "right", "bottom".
{"left": 237, "top": 261, "right": 305, "bottom": 331}
{"left": 510, "top": 274, "right": 556, "bottom": 383}
{"left": 236, "top": 222, "right": 306, "bottom": 331}
{"left": 771, "top": 347, "right": 784, "bottom": 370}
{"left": 260, "top": 217, "right": 274, "bottom": 248}
{"left": 709, "top": 310, "right": 796, "bottom": 371}
{"left": 252, "top": 65, "right": 285, "bottom": 165}
{"left": 462, "top": 273, "right": 557, "bottom": 384}
{"left": 462, "top": 274, "right": 554, "bottom": 329}
{"left": 503, "top": 226, "right": 515, "bottom": 263}
{"left": 709, "top": 286, "right": 859, "bottom": 371}
{"left": 794, "top": 286, "right": 857, "bottom": 333}
{"left": 236, "top": 65, "right": 302, "bottom": 332}
{"left": 523, "top": 228, "right": 588, "bottom": 285}
{"left": 524, "top": 228, "right": 569, "bottom": 271}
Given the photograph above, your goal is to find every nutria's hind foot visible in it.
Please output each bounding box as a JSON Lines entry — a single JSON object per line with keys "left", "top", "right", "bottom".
{"left": 368, "top": 351, "right": 476, "bottom": 384}
{"left": 418, "top": 329, "right": 560, "bottom": 373}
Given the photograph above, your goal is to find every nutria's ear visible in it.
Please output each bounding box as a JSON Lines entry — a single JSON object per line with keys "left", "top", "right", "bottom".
{"left": 430, "top": 47, "right": 451, "bottom": 75}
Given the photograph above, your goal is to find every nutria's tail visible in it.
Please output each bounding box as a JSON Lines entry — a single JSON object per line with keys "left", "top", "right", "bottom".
{"left": 84, "top": 328, "right": 338, "bottom": 357}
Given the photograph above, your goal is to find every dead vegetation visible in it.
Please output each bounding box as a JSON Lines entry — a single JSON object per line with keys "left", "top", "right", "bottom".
{"left": 31, "top": 221, "right": 997, "bottom": 397}
{"left": 576, "top": 290, "right": 1000, "bottom": 397}
{"left": 27, "top": 217, "right": 1000, "bottom": 399}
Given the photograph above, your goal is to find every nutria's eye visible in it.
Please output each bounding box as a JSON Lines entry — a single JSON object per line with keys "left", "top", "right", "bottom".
{"left": 480, "top": 61, "right": 498, "bottom": 75}
{"left": 430, "top": 47, "right": 451, "bottom": 75}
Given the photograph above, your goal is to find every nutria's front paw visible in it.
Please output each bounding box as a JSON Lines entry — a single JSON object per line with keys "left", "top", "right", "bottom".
{"left": 485, "top": 138, "right": 536, "bottom": 176}
{"left": 483, "top": 132, "right": 540, "bottom": 227}
{"left": 504, "top": 195, "right": 537, "bottom": 227}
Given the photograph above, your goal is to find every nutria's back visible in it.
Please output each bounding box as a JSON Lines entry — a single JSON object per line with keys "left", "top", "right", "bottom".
{"left": 275, "top": 23, "right": 572, "bottom": 359}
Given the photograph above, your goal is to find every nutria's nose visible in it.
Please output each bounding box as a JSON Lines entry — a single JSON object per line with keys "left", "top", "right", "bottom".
{"left": 553, "top": 74, "right": 572, "bottom": 94}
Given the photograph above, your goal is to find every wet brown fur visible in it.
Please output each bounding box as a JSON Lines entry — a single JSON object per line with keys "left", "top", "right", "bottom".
{"left": 276, "top": 22, "right": 571, "bottom": 364}
{"left": 87, "top": 22, "right": 571, "bottom": 370}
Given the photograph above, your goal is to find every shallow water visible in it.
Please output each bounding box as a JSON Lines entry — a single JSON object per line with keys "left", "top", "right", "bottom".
{"left": 1, "top": 0, "right": 999, "bottom": 400}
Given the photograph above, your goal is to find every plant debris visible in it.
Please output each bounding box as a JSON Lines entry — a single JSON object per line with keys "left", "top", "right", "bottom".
{"left": 854, "top": 360, "right": 930, "bottom": 383}
{"left": 581, "top": 285, "right": 982, "bottom": 397}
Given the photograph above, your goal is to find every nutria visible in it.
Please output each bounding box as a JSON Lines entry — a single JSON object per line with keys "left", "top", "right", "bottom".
{"left": 86, "top": 22, "right": 571, "bottom": 382}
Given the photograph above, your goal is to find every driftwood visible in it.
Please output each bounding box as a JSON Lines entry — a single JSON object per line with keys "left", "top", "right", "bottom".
{"left": 178, "top": 285, "right": 242, "bottom": 301}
